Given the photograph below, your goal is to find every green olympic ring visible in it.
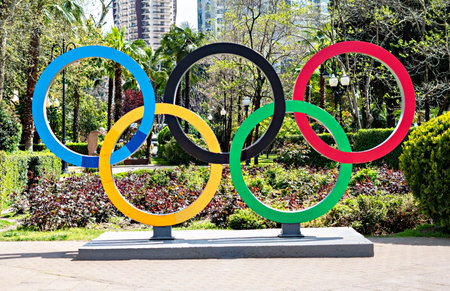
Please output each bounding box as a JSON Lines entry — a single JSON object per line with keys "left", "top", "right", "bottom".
{"left": 230, "top": 100, "right": 353, "bottom": 223}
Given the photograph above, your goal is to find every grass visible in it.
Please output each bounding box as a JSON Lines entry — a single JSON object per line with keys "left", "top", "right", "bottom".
{"left": 0, "top": 227, "right": 105, "bottom": 241}
{"left": 0, "top": 218, "right": 224, "bottom": 241}
{"left": 0, "top": 220, "right": 13, "bottom": 228}
{"left": 390, "top": 224, "right": 450, "bottom": 238}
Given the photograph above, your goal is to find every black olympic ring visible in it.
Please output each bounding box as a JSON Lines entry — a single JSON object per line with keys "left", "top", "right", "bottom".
{"left": 163, "top": 42, "right": 286, "bottom": 164}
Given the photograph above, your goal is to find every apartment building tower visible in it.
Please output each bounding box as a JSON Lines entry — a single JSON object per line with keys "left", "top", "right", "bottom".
{"left": 113, "top": 0, "right": 177, "bottom": 49}
{"left": 197, "top": 0, "right": 225, "bottom": 34}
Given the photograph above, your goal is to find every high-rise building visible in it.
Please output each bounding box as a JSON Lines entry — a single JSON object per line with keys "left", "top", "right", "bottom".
{"left": 197, "top": 0, "right": 225, "bottom": 34}
{"left": 113, "top": 0, "right": 177, "bottom": 49}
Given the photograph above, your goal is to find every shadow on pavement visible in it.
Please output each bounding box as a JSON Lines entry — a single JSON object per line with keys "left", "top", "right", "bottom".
{"left": 0, "top": 251, "right": 77, "bottom": 260}
{"left": 369, "top": 237, "right": 450, "bottom": 246}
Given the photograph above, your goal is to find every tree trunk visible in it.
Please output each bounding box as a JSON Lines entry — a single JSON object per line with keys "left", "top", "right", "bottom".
{"left": 23, "top": 26, "right": 41, "bottom": 151}
{"left": 319, "top": 64, "right": 325, "bottom": 109}
{"left": 183, "top": 69, "right": 191, "bottom": 133}
{"left": 72, "top": 88, "right": 80, "bottom": 142}
{"left": 252, "top": 72, "right": 265, "bottom": 165}
{"left": 114, "top": 62, "right": 123, "bottom": 122}
{"left": 424, "top": 66, "right": 430, "bottom": 121}
{"left": 107, "top": 76, "right": 114, "bottom": 129}
{"left": 386, "top": 97, "right": 396, "bottom": 128}
{"left": 0, "top": 0, "right": 15, "bottom": 101}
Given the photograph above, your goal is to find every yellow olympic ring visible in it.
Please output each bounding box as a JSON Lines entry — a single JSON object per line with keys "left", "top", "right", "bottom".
{"left": 99, "top": 104, "right": 223, "bottom": 226}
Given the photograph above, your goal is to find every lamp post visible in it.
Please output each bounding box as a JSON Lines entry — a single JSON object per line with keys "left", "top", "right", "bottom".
{"left": 329, "top": 72, "right": 350, "bottom": 123}
{"left": 46, "top": 98, "right": 60, "bottom": 132}
{"left": 220, "top": 107, "right": 226, "bottom": 150}
{"left": 50, "top": 39, "right": 76, "bottom": 174}
{"left": 242, "top": 96, "right": 251, "bottom": 165}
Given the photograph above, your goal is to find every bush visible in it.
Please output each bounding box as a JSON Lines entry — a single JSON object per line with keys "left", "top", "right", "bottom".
{"left": 19, "top": 142, "right": 103, "bottom": 155}
{"left": 158, "top": 136, "right": 207, "bottom": 165}
{"left": 274, "top": 128, "right": 412, "bottom": 169}
{"left": 0, "top": 100, "right": 22, "bottom": 152}
{"left": 228, "top": 208, "right": 268, "bottom": 230}
{"left": 0, "top": 151, "right": 61, "bottom": 209}
{"left": 17, "top": 175, "right": 117, "bottom": 230}
{"left": 400, "top": 112, "right": 450, "bottom": 231}
{"left": 308, "top": 193, "right": 425, "bottom": 235}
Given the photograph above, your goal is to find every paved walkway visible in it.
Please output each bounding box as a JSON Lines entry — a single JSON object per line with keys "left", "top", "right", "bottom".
{"left": 0, "top": 237, "right": 449, "bottom": 290}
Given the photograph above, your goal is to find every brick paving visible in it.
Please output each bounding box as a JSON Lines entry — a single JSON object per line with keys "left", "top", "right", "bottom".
{"left": 0, "top": 237, "right": 449, "bottom": 290}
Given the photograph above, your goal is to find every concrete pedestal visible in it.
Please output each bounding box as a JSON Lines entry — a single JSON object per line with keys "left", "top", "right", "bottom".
{"left": 77, "top": 227, "right": 373, "bottom": 260}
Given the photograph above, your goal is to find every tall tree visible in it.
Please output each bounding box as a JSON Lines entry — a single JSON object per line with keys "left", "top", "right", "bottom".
{"left": 217, "top": 0, "right": 305, "bottom": 163}
{"left": 22, "top": 0, "right": 83, "bottom": 150}
{"left": 158, "top": 25, "right": 205, "bottom": 133}
{"left": 0, "top": 0, "right": 16, "bottom": 101}
{"left": 106, "top": 26, "right": 146, "bottom": 121}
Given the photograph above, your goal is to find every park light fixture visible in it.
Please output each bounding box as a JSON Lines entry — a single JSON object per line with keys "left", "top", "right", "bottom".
{"left": 340, "top": 73, "right": 350, "bottom": 86}
{"left": 12, "top": 90, "right": 20, "bottom": 104}
{"left": 322, "top": 68, "right": 330, "bottom": 79}
{"left": 329, "top": 74, "right": 339, "bottom": 87}
{"left": 207, "top": 113, "right": 213, "bottom": 121}
{"left": 220, "top": 108, "right": 226, "bottom": 116}
{"left": 242, "top": 96, "right": 251, "bottom": 107}
{"left": 53, "top": 99, "right": 60, "bottom": 107}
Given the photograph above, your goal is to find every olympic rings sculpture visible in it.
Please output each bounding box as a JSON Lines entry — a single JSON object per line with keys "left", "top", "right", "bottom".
{"left": 33, "top": 41, "right": 416, "bottom": 226}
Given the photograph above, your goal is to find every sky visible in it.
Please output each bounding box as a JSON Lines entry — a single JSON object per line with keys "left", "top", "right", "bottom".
{"left": 83, "top": 0, "right": 198, "bottom": 33}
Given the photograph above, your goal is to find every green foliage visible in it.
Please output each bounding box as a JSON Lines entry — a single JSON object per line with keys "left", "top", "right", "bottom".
{"left": 399, "top": 112, "right": 450, "bottom": 231}
{"left": 350, "top": 167, "right": 379, "bottom": 186}
{"left": 19, "top": 142, "right": 105, "bottom": 155}
{"left": 308, "top": 193, "right": 425, "bottom": 235}
{"left": 0, "top": 151, "right": 61, "bottom": 209}
{"left": 275, "top": 128, "right": 411, "bottom": 169}
{"left": 228, "top": 208, "right": 268, "bottom": 230}
{"left": 0, "top": 100, "right": 22, "bottom": 152}
{"left": 157, "top": 126, "right": 172, "bottom": 146}
{"left": 158, "top": 135, "right": 207, "bottom": 165}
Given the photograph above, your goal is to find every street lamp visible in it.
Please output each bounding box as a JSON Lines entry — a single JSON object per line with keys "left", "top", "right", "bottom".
{"left": 329, "top": 72, "right": 350, "bottom": 123}
{"left": 207, "top": 113, "right": 213, "bottom": 121}
{"left": 50, "top": 39, "right": 76, "bottom": 174}
{"left": 340, "top": 73, "right": 350, "bottom": 86}
{"left": 329, "top": 74, "right": 339, "bottom": 87}
{"left": 220, "top": 107, "right": 226, "bottom": 150}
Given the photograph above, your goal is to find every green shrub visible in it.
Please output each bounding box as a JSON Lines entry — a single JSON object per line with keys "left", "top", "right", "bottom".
{"left": 228, "top": 208, "right": 268, "bottom": 230}
{"left": 352, "top": 128, "right": 411, "bottom": 169}
{"left": 275, "top": 128, "right": 411, "bottom": 169}
{"left": 157, "top": 126, "right": 172, "bottom": 146}
{"left": 0, "top": 100, "right": 22, "bottom": 152}
{"left": 158, "top": 136, "right": 207, "bottom": 165}
{"left": 308, "top": 193, "right": 425, "bottom": 235}
{"left": 0, "top": 151, "right": 61, "bottom": 209}
{"left": 399, "top": 112, "right": 450, "bottom": 231}
{"left": 274, "top": 134, "right": 336, "bottom": 168}
{"left": 19, "top": 142, "right": 106, "bottom": 155}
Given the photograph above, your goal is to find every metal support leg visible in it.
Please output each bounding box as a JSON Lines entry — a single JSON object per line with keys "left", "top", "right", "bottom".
{"left": 278, "top": 223, "right": 304, "bottom": 238}
{"left": 151, "top": 226, "right": 174, "bottom": 240}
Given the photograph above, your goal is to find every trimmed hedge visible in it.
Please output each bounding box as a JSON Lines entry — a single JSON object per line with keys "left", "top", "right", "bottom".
{"left": 274, "top": 128, "right": 412, "bottom": 169}
{"left": 19, "top": 142, "right": 100, "bottom": 155}
{"left": 400, "top": 112, "right": 450, "bottom": 231}
{"left": 0, "top": 100, "right": 22, "bottom": 152}
{"left": 0, "top": 151, "right": 61, "bottom": 209}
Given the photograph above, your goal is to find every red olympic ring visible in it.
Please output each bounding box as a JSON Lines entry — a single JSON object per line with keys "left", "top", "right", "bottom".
{"left": 293, "top": 41, "right": 416, "bottom": 164}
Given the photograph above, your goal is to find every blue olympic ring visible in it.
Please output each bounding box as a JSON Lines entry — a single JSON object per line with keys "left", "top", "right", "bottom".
{"left": 32, "top": 46, "right": 156, "bottom": 168}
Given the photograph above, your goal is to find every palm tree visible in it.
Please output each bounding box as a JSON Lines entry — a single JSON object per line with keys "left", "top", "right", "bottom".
{"left": 22, "top": 0, "right": 83, "bottom": 151}
{"left": 158, "top": 25, "right": 205, "bottom": 133}
{"left": 106, "top": 27, "right": 146, "bottom": 122}
{"left": 0, "top": 0, "right": 17, "bottom": 101}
